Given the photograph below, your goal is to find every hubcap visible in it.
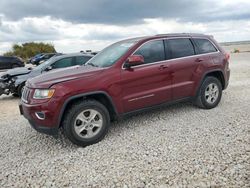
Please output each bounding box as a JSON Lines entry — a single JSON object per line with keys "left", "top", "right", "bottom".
{"left": 74, "top": 109, "right": 103, "bottom": 139}
{"left": 205, "top": 83, "right": 219, "bottom": 104}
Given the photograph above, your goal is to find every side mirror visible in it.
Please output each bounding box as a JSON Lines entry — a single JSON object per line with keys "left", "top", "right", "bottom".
{"left": 124, "top": 55, "right": 144, "bottom": 69}
{"left": 44, "top": 66, "right": 52, "bottom": 72}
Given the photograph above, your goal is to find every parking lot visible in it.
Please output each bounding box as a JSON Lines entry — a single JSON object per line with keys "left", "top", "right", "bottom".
{"left": 0, "top": 53, "right": 249, "bottom": 187}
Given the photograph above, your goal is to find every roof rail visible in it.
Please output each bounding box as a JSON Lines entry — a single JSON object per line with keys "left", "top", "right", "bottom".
{"left": 155, "top": 33, "right": 206, "bottom": 37}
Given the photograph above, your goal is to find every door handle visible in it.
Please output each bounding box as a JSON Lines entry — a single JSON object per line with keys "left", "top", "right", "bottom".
{"left": 195, "top": 58, "right": 204, "bottom": 62}
{"left": 159, "top": 65, "right": 169, "bottom": 70}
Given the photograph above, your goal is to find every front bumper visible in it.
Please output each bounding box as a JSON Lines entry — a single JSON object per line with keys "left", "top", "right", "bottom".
{"left": 19, "top": 102, "right": 59, "bottom": 135}
{"left": 0, "top": 78, "right": 17, "bottom": 95}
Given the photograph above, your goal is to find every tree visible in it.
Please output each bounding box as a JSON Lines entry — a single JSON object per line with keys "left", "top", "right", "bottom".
{"left": 3, "top": 42, "right": 56, "bottom": 60}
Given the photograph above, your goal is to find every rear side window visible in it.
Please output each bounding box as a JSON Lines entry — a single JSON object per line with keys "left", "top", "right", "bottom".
{"left": 193, "top": 38, "right": 217, "bottom": 54}
{"left": 134, "top": 40, "right": 165, "bottom": 64}
{"left": 52, "top": 57, "right": 73, "bottom": 69}
{"left": 167, "top": 38, "right": 195, "bottom": 59}
{"left": 75, "top": 56, "right": 92, "bottom": 65}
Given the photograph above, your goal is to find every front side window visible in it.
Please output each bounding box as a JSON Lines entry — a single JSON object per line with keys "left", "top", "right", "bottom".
{"left": 51, "top": 57, "right": 73, "bottom": 69}
{"left": 134, "top": 40, "right": 165, "bottom": 64}
{"left": 167, "top": 38, "right": 195, "bottom": 59}
{"left": 193, "top": 38, "right": 217, "bottom": 54}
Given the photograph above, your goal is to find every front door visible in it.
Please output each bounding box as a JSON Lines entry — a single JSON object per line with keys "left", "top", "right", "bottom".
{"left": 121, "top": 40, "right": 172, "bottom": 113}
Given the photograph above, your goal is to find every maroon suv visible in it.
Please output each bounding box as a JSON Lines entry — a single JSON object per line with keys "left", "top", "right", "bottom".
{"left": 19, "top": 33, "right": 230, "bottom": 146}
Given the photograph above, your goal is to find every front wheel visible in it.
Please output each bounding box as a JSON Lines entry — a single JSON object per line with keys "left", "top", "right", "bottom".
{"left": 62, "top": 100, "right": 110, "bottom": 147}
{"left": 194, "top": 76, "right": 222, "bottom": 109}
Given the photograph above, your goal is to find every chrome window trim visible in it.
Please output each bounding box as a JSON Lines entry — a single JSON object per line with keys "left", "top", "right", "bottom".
{"left": 122, "top": 36, "right": 220, "bottom": 70}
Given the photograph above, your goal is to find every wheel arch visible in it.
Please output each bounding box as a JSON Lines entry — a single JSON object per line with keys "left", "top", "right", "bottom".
{"left": 58, "top": 91, "right": 118, "bottom": 128}
{"left": 195, "top": 69, "right": 225, "bottom": 97}
{"left": 205, "top": 71, "right": 225, "bottom": 89}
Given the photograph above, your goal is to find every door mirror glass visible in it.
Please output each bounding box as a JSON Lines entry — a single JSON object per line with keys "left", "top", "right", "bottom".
{"left": 124, "top": 55, "right": 144, "bottom": 69}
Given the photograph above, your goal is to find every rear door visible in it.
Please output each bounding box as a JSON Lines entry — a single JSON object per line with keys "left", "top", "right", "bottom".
{"left": 165, "top": 38, "right": 201, "bottom": 99}
{"left": 121, "top": 39, "right": 172, "bottom": 113}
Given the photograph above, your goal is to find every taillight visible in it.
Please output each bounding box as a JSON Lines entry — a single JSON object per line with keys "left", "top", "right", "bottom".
{"left": 225, "top": 53, "right": 230, "bottom": 61}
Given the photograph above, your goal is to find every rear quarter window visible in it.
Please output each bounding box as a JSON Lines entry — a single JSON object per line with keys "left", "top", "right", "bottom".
{"left": 193, "top": 38, "right": 217, "bottom": 54}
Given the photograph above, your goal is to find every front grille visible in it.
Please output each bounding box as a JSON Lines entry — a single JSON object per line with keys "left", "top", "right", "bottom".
{"left": 21, "top": 87, "right": 31, "bottom": 103}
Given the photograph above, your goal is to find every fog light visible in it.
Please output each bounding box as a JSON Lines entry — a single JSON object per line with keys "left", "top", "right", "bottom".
{"left": 35, "top": 112, "right": 45, "bottom": 120}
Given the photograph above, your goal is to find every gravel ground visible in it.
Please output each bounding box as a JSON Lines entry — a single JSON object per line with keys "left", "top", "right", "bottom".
{"left": 0, "top": 53, "right": 249, "bottom": 187}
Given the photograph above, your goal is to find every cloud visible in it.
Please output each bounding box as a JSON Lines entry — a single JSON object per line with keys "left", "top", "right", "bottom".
{"left": 1, "top": 15, "right": 250, "bottom": 54}
{"left": 0, "top": 0, "right": 250, "bottom": 24}
{"left": 0, "top": 16, "right": 61, "bottom": 42}
{"left": 0, "top": 0, "right": 250, "bottom": 54}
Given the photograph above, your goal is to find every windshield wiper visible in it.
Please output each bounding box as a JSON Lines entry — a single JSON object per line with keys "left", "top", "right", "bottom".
{"left": 87, "top": 62, "right": 99, "bottom": 67}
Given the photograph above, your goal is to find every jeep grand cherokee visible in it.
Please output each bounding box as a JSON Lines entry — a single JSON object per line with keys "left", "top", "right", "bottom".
{"left": 19, "top": 33, "right": 230, "bottom": 146}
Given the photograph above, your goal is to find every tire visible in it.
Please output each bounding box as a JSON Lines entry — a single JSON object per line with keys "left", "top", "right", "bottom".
{"left": 62, "top": 99, "right": 110, "bottom": 147}
{"left": 194, "top": 76, "right": 222, "bottom": 109}
{"left": 17, "top": 84, "right": 25, "bottom": 97}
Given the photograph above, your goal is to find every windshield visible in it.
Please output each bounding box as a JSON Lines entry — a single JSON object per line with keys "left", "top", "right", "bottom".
{"left": 86, "top": 40, "right": 137, "bottom": 67}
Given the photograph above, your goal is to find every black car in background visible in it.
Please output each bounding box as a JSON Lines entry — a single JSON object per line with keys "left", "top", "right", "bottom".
{"left": 0, "top": 53, "right": 93, "bottom": 97}
{"left": 0, "top": 56, "right": 24, "bottom": 70}
{"left": 29, "top": 53, "right": 62, "bottom": 65}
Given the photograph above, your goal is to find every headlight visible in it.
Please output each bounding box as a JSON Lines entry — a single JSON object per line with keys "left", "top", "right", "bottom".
{"left": 33, "top": 89, "right": 55, "bottom": 99}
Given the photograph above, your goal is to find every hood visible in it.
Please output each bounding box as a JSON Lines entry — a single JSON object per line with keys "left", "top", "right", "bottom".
{"left": 27, "top": 65, "right": 104, "bottom": 88}
{"left": 5, "top": 67, "right": 31, "bottom": 76}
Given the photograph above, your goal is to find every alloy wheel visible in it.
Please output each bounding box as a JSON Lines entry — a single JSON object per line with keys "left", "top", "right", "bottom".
{"left": 205, "top": 83, "right": 219, "bottom": 104}
{"left": 74, "top": 109, "right": 103, "bottom": 139}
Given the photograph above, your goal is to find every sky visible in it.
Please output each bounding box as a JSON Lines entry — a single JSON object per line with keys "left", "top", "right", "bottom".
{"left": 0, "top": 0, "right": 250, "bottom": 54}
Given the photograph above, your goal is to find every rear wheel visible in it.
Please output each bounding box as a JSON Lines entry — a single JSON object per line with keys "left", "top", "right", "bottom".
{"left": 194, "top": 76, "right": 222, "bottom": 109}
{"left": 62, "top": 99, "right": 110, "bottom": 147}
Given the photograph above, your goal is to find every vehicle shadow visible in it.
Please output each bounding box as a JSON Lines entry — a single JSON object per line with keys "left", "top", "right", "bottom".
{"left": 29, "top": 101, "right": 197, "bottom": 150}
{"left": 109, "top": 101, "right": 196, "bottom": 132}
